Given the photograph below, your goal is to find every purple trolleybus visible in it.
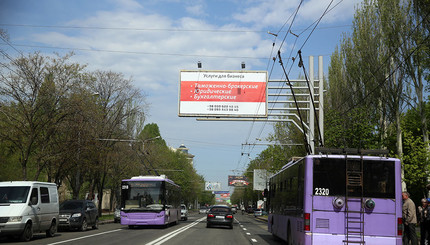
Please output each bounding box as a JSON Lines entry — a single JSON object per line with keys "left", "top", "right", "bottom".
{"left": 267, "top": 149, "right": 402, "bottom": 245}
{"left": 120, "top": 175, "right": 181, "bottom": 228}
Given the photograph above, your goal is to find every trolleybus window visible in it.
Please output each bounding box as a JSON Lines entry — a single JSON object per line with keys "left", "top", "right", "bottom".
{"left": 313, "top": 158, "right": 395, "bottom": 198}
{"left": 121, "top": 181, "right": 164, "bottom": 211}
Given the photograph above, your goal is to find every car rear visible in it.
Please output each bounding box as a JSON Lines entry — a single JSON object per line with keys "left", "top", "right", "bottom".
{"left": 206, "top": 206, "right": 233, "bottom": 229}
{"left": 180, "top": 204, "right": 188, "bottom": 221}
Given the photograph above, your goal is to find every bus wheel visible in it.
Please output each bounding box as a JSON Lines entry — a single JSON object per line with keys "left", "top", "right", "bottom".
{"left": 20, "top": 223, "right": 33, "bottom": 242}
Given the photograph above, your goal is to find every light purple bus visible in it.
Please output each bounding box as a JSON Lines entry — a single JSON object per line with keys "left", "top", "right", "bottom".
{"left": 120, "top": 175, "right": 181, "bottom": 228}
{"left": 268, "top": 151, "right": 402, "bottom": 244}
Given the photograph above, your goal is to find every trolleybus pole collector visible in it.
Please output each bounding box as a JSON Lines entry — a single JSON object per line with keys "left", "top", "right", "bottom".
{"left": 267, "top": 149, "right": 402, "bottom": 245}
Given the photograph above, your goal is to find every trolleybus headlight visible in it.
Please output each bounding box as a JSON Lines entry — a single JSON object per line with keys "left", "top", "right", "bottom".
{"left": 332, "top": 197, "right": 345, "bottom": 209}
{"left": 364, "top": 199, "right": 375, "bottom": 210}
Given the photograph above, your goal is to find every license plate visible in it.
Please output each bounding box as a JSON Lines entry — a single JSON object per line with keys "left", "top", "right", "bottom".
{"left": 60, "top": 218, "right": 68, "bottom": 222}
{"left": 215, "top": 216, "right": 224, "bottom": 219}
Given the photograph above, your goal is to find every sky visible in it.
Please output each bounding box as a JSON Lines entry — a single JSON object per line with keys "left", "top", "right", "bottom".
{"left": 0, "top": 0, "right": 362, "bottom": 193}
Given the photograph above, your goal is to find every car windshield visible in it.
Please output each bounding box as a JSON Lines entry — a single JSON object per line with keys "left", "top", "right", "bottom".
{"left": 0, "top": 187, "right": 30, "bottom": 204}
{"left": 60, "top": 201, "right": 84, "bottom": 210}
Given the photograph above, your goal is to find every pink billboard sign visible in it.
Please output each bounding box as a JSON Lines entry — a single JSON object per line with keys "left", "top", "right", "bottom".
{"left": 179, "top": 70, "right": 268, "bottom": 117}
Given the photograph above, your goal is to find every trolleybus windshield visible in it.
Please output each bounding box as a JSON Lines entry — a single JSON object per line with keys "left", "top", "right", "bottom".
{"left": 313, "top": 158, "right": 395, "bottom": 198}
{"left": 121, "top": 181, "right": 164, "bottom": 211}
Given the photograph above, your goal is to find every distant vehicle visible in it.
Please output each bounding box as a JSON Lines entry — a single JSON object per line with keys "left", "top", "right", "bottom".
{"left": 59, "top": 200, "right": 99, "bottom": 231}
{"left": 180, "top": 204, "right": 188, "bottom": 221}
{"left": 231, "top": 206, "right": 237, "bottom": 214}
{"left": 268, "top": 152, "right": 402, "bottom": 244}
{"left": 120, "top": 175, "right": 181, "bottom": 227}
{"left": 0, "top": 181, "right": 59, "bottom": 242}
{"left": 114, "top": 207, "right": 121, "bottom": 223}
{"left": 206, "top": 205, "right": 234, "bottom": 229}
{"left": 199, "top": 206, "right": 208, "bottom": 214}
{"left": 254, "top": 209, "right": 263, "bottom": 217}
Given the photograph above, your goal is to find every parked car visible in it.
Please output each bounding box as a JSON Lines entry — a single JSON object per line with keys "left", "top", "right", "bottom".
{"left": 180, "top": 204, "right": 188, "bottom": 221}
{"left": 206, "top": 205, "right": 234, "bottom": 229}
{"left": 59, "top": 200, "right": 99, "bottom": 231}
{"left": 199, "top": 206, "right": 208, "bottom": 214}
{"left": 0, "top": 181, "right": 59, "bottom": 242}
{"left": 114, "top": 207, "right": 121, "bottom": 223}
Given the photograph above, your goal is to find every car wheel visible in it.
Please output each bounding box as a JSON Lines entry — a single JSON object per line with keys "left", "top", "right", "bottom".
{"left": 92, "top": 217, "right": 99, "bottom": 229}
{"left": 20, "top": 223, "right": 32, "bottom": 242}
{"left": 46, "top": 220, "right": 57, "bottom": 237}
{"left": 79, "top": 219, "right": 88, "bottom": 231}
{"left": 230, "top": 224, "right": 233, "bottom": 229}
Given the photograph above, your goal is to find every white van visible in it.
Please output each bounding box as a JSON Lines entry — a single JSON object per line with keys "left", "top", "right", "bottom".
{"left": 0, "top": 181, "right": 59, "bottom": 241}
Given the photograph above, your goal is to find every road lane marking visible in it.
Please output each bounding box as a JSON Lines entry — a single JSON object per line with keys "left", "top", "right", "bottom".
{"left": 246, "top": 232, "right": 251, "bottom": 235}
{"left": 47, "top": 229, "right": 123, "bottom": 245}
{"left": 146, "top": 217, "right": 206, "bottom": 245}
{"left": 251, "top": 238, "right": 258, "bottom": 242}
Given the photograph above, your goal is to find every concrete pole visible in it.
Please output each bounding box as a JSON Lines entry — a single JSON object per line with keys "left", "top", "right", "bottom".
{"left": 309, "top": 56, "right": 315, "bottom": 154}
{"left": 319, "top": 56, "right": 324, "bottom": 146}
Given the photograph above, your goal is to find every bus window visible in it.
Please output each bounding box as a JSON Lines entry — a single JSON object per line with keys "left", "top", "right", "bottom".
{"left": 313, "top": 158, "right": 346, "bottom": 196}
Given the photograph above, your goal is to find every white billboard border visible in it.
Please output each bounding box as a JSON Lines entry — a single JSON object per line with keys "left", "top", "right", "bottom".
{"left": 178, "top": 70, "right": 268, "bottom": 118}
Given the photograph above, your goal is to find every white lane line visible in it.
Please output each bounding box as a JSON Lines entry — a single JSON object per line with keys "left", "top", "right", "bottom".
{"left": 246, "top": 232, "right": 251, "bottom": 235}
{"left": 242, "top": 228, "right": 247, "bottom": 231}
{"left": 251, "top": 238, "right": 258, "bottom": 242}
{"left": 146, "top": 217, "right": 206, "bottom": 245}
{"left": 47, "top": 229, "right": 123, "bottom": 245}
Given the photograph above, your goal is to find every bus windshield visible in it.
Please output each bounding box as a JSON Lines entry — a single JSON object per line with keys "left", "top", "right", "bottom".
{"left": 121, "top": 181, "right": 164, "bottom": 211}
{"left": 313, "top": 158, "right": 395, "bottom": 198}
{"left": 0, "top": 186, "right": 30, "bottom": 204}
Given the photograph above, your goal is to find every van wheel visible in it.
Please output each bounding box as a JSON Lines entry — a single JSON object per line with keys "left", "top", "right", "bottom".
{"left": 92, "top": 217, "right": 99, "bottom": 229}
{"left": 46, "top": 220, "right": 57, "bottom": 237}
{"left": 79, "top": 219, "right": 88, "bottom": 231}
{"left": 20, "top": 223, "right": 33, "bottom": 242}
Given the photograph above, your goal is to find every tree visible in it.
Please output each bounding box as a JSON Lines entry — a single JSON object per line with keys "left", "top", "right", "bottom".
{"left": 0, "top": 52, "right": 86, "bottom": 181}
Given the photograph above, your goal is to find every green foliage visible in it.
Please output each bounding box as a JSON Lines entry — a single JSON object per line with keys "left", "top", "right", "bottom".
{"left": 402, "top": 131, "right": 430, "bottom": 198}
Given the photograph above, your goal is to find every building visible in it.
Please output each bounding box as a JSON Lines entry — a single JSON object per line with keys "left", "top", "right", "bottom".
{"left": 170, "top": 144, "right": 195, "bottom": 166}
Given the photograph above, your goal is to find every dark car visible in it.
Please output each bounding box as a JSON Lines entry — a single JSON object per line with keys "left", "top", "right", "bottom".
{"left": 206, "top": 205, "right": 234, "bottom": 229}
{"left": 59, "top": 200, "right": 99, "bottom": 231}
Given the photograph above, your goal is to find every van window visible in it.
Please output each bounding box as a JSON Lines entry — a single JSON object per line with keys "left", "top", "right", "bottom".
{"left": 40, "top": 187, "right": 50, "bottom": 203}
{"left": 0, "top": 187, "right": 30, "bottom": 204}
{"left": 30, "top": 188, "right": 38, "bottom": 204}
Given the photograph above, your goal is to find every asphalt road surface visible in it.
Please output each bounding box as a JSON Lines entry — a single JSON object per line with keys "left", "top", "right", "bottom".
{"left": 0, "top": 213, "right": 285, "bottom": 245}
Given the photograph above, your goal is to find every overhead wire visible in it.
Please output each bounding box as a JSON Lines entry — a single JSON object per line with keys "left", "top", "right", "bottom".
{"left": 238, "top": 0, "right": 305, "bottom": 172}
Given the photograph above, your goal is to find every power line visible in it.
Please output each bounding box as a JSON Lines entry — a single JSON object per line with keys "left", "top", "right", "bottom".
{"left": 0, "top": 23, "right": 353, "bottom": 33}
{"left": 0, "top": 43, "right": 269, "bottom": 60}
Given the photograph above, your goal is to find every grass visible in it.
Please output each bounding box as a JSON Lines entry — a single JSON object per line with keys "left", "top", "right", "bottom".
{"left": 99, "top": 214, "right": 114, "bottom": 221}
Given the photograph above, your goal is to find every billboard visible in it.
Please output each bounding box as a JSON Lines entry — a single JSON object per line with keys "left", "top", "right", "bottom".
{"left": 205, "top": 182, "right": 221, "bottom": 191}
{"left": 178, "top": 70, "right": 268, "bottom": 117}
{"left": 228, "top": 175, "right": 249, "bottom": 187}
{"left": 253, "top": 169, "right": 268, "bottom": 191}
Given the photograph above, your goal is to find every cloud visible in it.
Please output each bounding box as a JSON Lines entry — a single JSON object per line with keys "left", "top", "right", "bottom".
{"left": 185, "top": 3, "right": 206, "bottom": 17}
{"left": 31, "top": 8, "right": 273, "bottom": 93}
{"left": 234, "top": 0, "right": 361, "bottom": 28}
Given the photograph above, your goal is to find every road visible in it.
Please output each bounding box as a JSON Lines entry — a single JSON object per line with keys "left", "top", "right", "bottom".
{"left": 0, "top": 213, "right": 285, "bottom": 245}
